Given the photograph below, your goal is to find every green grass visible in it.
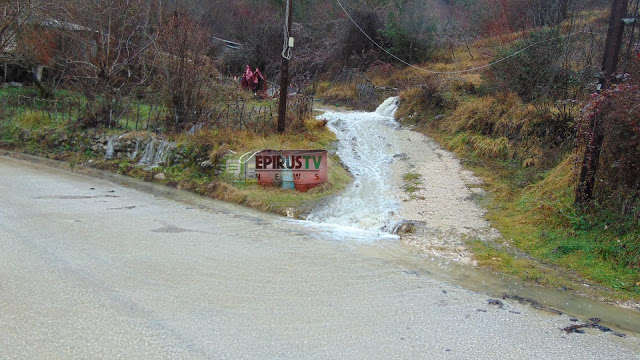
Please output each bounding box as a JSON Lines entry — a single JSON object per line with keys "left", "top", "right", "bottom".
{"left": 394, "top": 83, "right": 640, "bottom": 301}
{"left": 402, "top": 171, "right": 423, "bottom": 198}
{"left": 446, "top": 138, "right": 640, "bottom": 300}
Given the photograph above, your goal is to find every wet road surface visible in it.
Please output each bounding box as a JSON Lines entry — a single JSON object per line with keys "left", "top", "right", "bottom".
{"left": 1, "top": 156, "right": 639, "bottom": 359}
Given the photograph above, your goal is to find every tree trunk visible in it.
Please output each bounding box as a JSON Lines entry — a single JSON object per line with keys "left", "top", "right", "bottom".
{"left": 575, "top": 0, "right": 629, "bottom": 205}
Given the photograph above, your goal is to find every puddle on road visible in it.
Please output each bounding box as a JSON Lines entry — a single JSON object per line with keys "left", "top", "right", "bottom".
{"left": 348, "top": 240, "right": 640, "bottom": 334}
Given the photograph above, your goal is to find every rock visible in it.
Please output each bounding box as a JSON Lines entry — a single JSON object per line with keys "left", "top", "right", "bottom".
{"left": 392, "top": 220, "right": 418, "bottom": 235}
{"left": 154, "top": 173, "right": 166, "bottom": 181}
{"left": 455, "top": 246, "right": 466, "bottom": 253}
{"left": 8, "top": 82, "right": 22, "bottom": 88}
{"left": 434, "top": 114, "right": 445, "bottom": 121}
{"left": 200, "top": 160, "right": 213, "bottom": 169}
{"left": 488, "top": 299, "right": 504, "bottom": 308}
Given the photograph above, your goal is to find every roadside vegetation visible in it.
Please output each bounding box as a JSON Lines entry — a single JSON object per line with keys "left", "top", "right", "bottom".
{"left": 315, "top": 4, "right": 640, "bottom": 301}
{"left": 0, "top": 84, "right": 352, "bottom": 217}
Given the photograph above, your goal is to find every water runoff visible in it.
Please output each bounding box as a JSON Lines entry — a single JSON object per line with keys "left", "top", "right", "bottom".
{"left": 294, "top": 97, "right": 403, "bottom": 242}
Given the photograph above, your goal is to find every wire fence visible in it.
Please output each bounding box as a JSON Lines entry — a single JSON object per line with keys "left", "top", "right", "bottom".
{"left": 0, "top": 93, "right": 315, "bottom": 134}
{"left": 181, "top": 95, "right": 315, "bottom": 134}
{"left": 0, "top": 95, "right": 84, "bottom": 123}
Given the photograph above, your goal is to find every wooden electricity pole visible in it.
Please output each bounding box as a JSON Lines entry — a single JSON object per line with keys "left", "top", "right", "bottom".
{"left": 277, "top": 0, "right": 293, "bottom": 134}
{"left": 575, "top": 0, "right": 629, "bottom": 205}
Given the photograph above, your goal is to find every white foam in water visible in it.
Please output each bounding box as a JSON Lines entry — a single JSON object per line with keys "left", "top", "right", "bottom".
{"left": 302, "top": 97, "right": 401, "bottom": 241}
{"left": 291, "top": 220, "right": 399, "bottom": 242}
{"left": 104, "top": 137, "right": 115, "bottom": 160}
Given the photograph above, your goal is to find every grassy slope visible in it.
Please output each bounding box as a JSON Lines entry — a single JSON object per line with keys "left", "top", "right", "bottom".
{"left": 0, "top": 87, "right": 353, "bottom": 218}
{"left": 314, "top": 9, "right": 638, "bottom": 302}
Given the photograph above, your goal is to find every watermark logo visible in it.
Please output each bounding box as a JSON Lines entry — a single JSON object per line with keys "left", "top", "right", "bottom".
{"left": 255, "top": 150, "right": 328, "bottom": 192}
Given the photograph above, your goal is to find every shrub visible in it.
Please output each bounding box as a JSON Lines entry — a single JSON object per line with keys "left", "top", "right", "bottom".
{"left": 378, "top": 10, "right": 435, "bottom": 64}
{"left": 336, "top": 7, "right": 385, "bottom": 70}
{"left": 396, "top": 77, "right": 453, "bottom": 124}
{"left": 576, "top": 79, "right": 640, "bottom": 215}
{"left": 484, "top": 28, "right": 572, "bottom": 102}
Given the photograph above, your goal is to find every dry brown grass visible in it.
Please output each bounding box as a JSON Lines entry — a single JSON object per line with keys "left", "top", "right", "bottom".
{"left": 319, "top": 83, "right": 358, "bottom": 105}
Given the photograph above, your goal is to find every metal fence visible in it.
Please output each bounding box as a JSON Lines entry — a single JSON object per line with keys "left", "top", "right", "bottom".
{"left": 0, "top": 93, "right": 315, "bottom": 134}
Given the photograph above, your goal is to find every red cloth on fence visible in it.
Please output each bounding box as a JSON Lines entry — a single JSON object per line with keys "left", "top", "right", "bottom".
{"left": 241, "top": 65, "right": 254, "bottom": 89}
{"left": 241, "top": 65, "right": 267, "bottom": 93}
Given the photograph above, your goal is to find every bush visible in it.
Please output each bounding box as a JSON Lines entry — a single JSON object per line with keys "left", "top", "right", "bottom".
{"left": 484, "top": 28, "right": 573, "bottom": 102}
{"left": 336, "top": 7, "right": 385, "bottom": 70}
{"left": 576, "top": 73, "right": 640, "bottom": 216}
{"left": 16, "top": 110, "right": 51, "bottom": 129}
{"left": 396, "top": 77, "right": 453, "bottom": 124}
{"left": 378, "top": 10, "right": 435, "bottom": 64}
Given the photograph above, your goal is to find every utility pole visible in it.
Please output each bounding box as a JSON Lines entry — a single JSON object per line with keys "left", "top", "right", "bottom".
{"left": 277, "top": 0, "right": 293, "bottom": 134}
{"left": 576, "top": 0, "right": 629, "bottom": 205}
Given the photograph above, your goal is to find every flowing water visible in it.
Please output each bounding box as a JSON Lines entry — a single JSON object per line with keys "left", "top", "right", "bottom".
{"left": 295, "top": 96, "right": 640, "bottom": 332}
{"left": 137, "top": 139, "right": 175, "bottom": 168}
{"left": 104, "top": 136, "right": 115, "bottom": 160}
{"left": 128, "top": 138, "right": 140, "bottom": 160}
{"left": 305, "top": 97, "right": 402, "bottom": 240}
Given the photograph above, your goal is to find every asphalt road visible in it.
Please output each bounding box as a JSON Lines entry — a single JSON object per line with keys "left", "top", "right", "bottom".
{"left": 1, "top": 155, "right": 639, "bottom": 359}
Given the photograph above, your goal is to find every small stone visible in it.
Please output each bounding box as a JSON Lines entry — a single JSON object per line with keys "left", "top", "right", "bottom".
{"left": 154, "top": 173, "right": 166, "bottom": 181}
{"left": 569, "top": 318, "right": 579, "bottom": 322}
{"left": 488, "top": 299, "right": 504, "bottom": 308}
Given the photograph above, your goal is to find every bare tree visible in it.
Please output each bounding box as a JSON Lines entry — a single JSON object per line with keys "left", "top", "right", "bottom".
{"left": 156, "top": 9, "right": 216, "bottom": 130}
{"left": 58, "top": 0, "right": 158, "bottom": 127}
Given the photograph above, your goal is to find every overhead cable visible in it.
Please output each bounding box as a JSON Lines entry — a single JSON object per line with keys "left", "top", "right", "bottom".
{"left": 335, "top": 0, "right": 604, "bottom": 75}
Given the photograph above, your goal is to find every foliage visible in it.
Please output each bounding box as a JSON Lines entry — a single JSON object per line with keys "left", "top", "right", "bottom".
{"left": 575, "top": 52, "right": 640, "bottom": 217}
{"left": 484, "top": 28, "right": 572, "bottom": 102}
{"left": 378, "top": 9, "right": 436, "bottom": 64}
{"left": 156, "top": 10, "right": 217, "bottom": 131}
{"left": 53, "top": 0, "right": 159, "bottom": 127}
{"left": 336, "top": 7, "right": 385, "bottom": 70}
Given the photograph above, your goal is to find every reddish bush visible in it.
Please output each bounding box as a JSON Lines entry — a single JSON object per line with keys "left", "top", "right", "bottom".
{"left": 575, "top": 52, "right": 640, "bottom": 213}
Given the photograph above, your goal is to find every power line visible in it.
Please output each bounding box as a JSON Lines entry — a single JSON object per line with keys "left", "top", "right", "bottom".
{"left": 335, "top": 0, "right": 604, "bottom": 75}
